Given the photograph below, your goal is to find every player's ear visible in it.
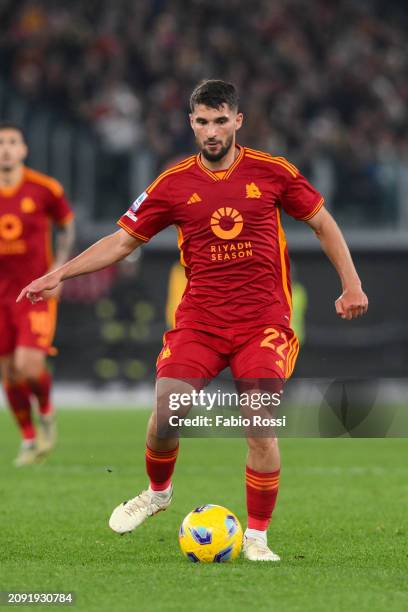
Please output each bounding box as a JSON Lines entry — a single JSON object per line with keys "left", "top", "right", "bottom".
{"left": 189, "top": 113, "right": 195, "bottom": 130}
{"left": 235, "top": 112, "right": 243, "bottom": 131}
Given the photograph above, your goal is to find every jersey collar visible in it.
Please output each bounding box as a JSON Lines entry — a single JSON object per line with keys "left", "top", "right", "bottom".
{"left": 196, "top": 145, "right": 244, "bottom": 182}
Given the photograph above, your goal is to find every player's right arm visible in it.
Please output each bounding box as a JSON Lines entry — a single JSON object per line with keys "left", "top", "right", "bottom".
{"left": 18, "top": 163, "right": 178, "bottom": 304}
{"left": 17, "top": 229, "right": 142, "bottom": 303}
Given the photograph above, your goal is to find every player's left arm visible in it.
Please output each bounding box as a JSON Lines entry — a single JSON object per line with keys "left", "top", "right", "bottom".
{"left": 305, "top": 207, "right": 368, "bottom": 320}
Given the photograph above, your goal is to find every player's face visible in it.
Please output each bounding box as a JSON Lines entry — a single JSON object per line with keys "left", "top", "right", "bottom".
{"left": 190, "top": 104, "right": 243, "bottom": 162}
{"left": 0, "top": 129, "right": 27, "bottom": 171}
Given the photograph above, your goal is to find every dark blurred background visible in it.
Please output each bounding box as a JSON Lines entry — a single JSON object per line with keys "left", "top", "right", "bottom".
{"left": 0, "top": 0, "right": 407, "bottom": 385}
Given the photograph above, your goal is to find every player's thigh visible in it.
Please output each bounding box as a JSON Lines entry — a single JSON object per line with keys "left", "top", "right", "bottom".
{"left": 156, "top": 328, "right": 228, "bottom": 439}
{"left": 231, "top": 324, "right": 299, "bottom": 382}
{"left": 156, "top": 327, "right": 228, "bottom": 382}
{"left": 0, "top": 305, "right": 16, "bottom": 359}
{"left": 231, "top": 326, "right": 297, "bottom": 439}
{"left": 14, "top": 346, "right": 47, "bottom": 379}
{"left": 16, "top": 298, "right": 58, "bottom": 358}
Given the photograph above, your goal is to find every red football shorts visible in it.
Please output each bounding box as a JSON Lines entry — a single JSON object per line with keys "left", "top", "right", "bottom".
{"left": 0, "top": 298, "right": 58, "bottom": 356}
{"left": 156, "top": 323, "right": 299, "bottom": 382}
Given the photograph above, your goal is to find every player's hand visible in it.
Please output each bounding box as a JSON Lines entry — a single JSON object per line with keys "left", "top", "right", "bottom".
{"left": 42, "top": 283, "right": 63, "bottom": 300}
{"left": 42, "top": 265, "right": 64, "bottom": 299}
{"left": 17, "top": 272, "right": 62, "bottom": 304}
{"left": 335, "top": 286, "right": 368, "bottom": 320}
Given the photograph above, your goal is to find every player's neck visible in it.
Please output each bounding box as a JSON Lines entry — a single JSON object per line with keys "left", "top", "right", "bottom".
{"left": 0, "top": 165, "right": 24, "bottom": 189}
{"left": 200, "top": 144, "right": 239, "bottom": 172}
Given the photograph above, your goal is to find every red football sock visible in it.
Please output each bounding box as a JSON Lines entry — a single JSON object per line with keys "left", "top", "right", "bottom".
{"left": 28, "top": 370, "right": 52, "bottom": 415}
{"left": 246, "top": 465, "right": 280, "bottom": 531}
{"left": 4, "top": 379, "right": 35, "bottom": 440}
{"left": 145, "top": 444, "right": 179, "bottom": 491}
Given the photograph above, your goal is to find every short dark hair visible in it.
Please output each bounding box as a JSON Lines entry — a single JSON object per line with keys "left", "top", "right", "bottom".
{"left": 0, "top": 121, "right": 25, "bottom": 138}
{"left": 190, "top": 80, "right": 239, "bottom": 112}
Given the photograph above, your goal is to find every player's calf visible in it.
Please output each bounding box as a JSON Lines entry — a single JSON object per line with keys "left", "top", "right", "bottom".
{"left": 244, "top": 438, "right": 281, "bottom": 562}
{"left": 4, "top": 378, "right": 36, "bottom": 446}
{"left": 110, "top": 416, "right": 178, "bottom": 535}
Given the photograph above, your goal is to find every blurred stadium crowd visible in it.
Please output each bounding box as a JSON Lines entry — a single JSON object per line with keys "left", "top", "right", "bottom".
{"left": 1, "top": 0, "right": 407, "bottom": 222}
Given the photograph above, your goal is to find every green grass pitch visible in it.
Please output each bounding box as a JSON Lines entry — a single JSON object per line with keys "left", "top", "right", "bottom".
{"left": 0, "top": 408, "right": 407, "bottom": 612}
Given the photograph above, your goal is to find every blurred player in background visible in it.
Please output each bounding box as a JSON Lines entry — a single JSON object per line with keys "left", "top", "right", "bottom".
{"left": 17, "top": 81, "right": 368, "bottom": 560}
{"left": 0, "top": 123, "right": 75, "bottom": 466}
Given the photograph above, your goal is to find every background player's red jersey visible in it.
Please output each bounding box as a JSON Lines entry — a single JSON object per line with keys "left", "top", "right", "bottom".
{"left": 118, "top": 146, "right": 323, "bottom": 329}
{"left": 0, "top": 167, "right": 73, "bottom": 303}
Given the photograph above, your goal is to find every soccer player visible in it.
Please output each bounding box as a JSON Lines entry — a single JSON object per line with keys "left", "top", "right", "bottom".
{"left": 17, "top": 81, "right": 368, "bottom": 559}
{"left": 0, "top": 122, "right": 75, "bottom": 466}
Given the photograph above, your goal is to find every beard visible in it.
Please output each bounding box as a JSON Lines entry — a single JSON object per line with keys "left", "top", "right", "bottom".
{"left": 0, "top": 160, "right": 13, "bottom": 172}
{"left": 200, "top": 134, "right": 234, "bottom": 162}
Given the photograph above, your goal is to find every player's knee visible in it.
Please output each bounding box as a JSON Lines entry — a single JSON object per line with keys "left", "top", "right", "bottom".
{"left": 148, "top": 411, "right": 158, "bottom": 432}
{"left": 246, "top": 436, "right": 278, "bottom": 456}
{"left": 156, "top": 378, "right": 194, "bottom": 414}
{"left": 12, "top": 361, "right": 30, "bottom": 380}
{"left": 13, "top": 356, "right": 43, "bottom": 381}
{"left": 156, "top": 386, "right": 171, "bottom": 413}
{"left": 1, "top": 364, "right": 18, "bottom": 385}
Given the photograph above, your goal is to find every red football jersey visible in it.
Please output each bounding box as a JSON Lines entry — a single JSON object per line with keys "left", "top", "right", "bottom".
{"left": 118, "top": 146, "right": 324, "bottom": 328}
{"left": 0, "top": 167, "right": 74, "bottom": 302}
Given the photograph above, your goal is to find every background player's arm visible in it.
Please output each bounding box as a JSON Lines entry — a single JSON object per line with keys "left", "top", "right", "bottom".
{"left": 42, "top": 219, "right": 76, "bottom": 299}
{"left": 51, "top": 218, "right": 76, "bottom": 269}
{"left": 306, "top": 207, "right": 368, "bottom": 320}
{"left": 17, "top": 229, "right": 142, "bottom": 303}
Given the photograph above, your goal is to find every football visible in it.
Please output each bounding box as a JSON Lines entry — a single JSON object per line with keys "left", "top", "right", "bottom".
{"left": 178, "top": 504, "right": 243, "bottom": 563}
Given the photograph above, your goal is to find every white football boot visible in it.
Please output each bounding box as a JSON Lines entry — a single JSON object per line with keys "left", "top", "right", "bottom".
{"left": 109, "top": 486, "right": 173, "bottom": 534}
{"left": 13, "top": 440, "right": 40, "bottom": 467}
{"left": 36, "top": 413, "right": 57, "bottom": 456}
{"left": 243, "top": 535, "right": 281, "bottom": 561}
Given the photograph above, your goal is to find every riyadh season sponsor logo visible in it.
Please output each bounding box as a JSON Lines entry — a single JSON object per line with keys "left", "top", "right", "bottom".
{"left": 210, "top": 207, "right": 244, "bottom": 240}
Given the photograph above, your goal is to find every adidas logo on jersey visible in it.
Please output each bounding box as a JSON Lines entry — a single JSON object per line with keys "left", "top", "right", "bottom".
{"left": 187, "top": 193, "right": 202, "bottom": 204}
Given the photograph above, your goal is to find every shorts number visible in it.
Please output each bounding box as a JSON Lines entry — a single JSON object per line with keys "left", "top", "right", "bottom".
{"left": 28, "top": 311, "right": 52, "bottom": 347}
{"left": 29, "top": 311, "right": 51, "bottom": 336}
{"left": 260, "top": 327, "right": 288, "bottom": 358}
